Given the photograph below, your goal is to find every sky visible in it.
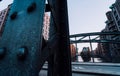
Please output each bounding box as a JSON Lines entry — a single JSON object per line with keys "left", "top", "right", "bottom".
{"left": 0, "top": 0, "right": 116, "bottom": 52}
{"left": 68, "top": 0, "right": 116, "bottom": 52}
{"left": 67, "top": 0, "right": 116, "bottom": 52}
{"left": 68, "top": 0, "right": 116, "bottom": 35}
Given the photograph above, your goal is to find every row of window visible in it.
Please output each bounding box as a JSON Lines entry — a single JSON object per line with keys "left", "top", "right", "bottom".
{"left": 0, "top": 9, "right": 7, "bottom": 16}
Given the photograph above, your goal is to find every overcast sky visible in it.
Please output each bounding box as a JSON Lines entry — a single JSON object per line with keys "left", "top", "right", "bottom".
{"left": 68, "top": 0, "right": 116, "bottom": 35}
{"left": 67, "top": 0, "right": 115, "bottom": 51}
{"left": 0, "top": 0, "right": 116, "bottom": 51}
{"left": 0, "top": 0, "right": 116, "bottom": 34}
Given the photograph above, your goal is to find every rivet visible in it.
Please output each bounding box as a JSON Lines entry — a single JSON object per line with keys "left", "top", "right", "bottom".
{"left": 17, "top": 47, "right": 28, "bottom": 60}
{"left": 0, "top": 48, "right": 6, "bottom": 59}
{"left": 10, "top": 12, "right": 17, "bottom": 20}
{"left": 27, "top": 2, "right": 36, "bottom": 13}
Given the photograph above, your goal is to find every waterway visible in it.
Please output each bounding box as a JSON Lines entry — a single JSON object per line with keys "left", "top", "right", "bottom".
{"left": 77, "top": 56, "right": 102, "bottom": 62}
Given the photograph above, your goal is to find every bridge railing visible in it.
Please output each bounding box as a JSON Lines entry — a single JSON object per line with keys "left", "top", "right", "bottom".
{"left": 70, "top": 32, "right": 120, "bottom": 63}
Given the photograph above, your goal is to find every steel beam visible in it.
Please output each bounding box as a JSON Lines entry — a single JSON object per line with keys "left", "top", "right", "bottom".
{"left": 48, "top": 0, "right": 72, "bottom": 76}
{"left": 70, "top": 40, "right": 120, "bottom": 43}
{"left": 70, "top": 32, "right": 120, "bottom": 43}
{"left": 0, "top": 0, "right": 72, "bottom": 76}
{"left": 0, "top": 0, "right": 46, "bottom": 76}
{"left": 70, "top": 32, "right": 120, "bottom": 38}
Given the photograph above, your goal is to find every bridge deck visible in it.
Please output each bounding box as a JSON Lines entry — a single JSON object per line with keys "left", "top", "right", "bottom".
{"left": 40, "top": 62, "right": 120, "bottom": 76}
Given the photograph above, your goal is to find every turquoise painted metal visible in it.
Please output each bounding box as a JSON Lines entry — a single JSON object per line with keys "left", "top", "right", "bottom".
{"left": 0, "top": 0, "right": 45, "bottom": 75}
{"left": 0, "top": 0, "right": 72, "bottom": 76}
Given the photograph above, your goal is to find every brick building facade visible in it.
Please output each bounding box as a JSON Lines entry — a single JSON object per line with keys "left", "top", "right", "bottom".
{"left": 0, "top": 5, "right": 10, "bottom": 36}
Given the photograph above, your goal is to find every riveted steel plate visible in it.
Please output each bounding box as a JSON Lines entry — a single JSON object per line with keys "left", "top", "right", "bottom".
{"left": 0, "top": 0, "right": 45, "bottom": 76}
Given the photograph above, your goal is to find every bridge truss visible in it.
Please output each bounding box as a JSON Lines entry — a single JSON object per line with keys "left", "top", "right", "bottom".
{"left": 70, "top": 32, "right": 120, "bottom": 62}
{"left": 0, "top": 0, "right": 71, "bottom": 76}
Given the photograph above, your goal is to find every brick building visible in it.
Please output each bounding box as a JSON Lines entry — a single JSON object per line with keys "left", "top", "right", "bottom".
{"left": 0, "top": 5, "right": 10, "bottom": 36}
{"left": 70, "top": 44, "right": 76, "bottom": 61}
{"left": 96, "top": 0, "right": 120, "bottom": 62}
{"left": 43, "top": 13, "right": 50, "bottom": 40}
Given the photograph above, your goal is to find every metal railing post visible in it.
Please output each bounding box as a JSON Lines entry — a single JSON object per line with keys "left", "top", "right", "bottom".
{"left": 89, "top": 36, "right": 95, "bottom": 62}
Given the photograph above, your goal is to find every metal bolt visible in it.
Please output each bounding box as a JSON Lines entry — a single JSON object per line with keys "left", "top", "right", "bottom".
{"left": 10, "top": 12, "right": 17, "bottom": 20}
{"left": 17, "top": 47, "right": 28, "bottom": 60}
{"left": 0, "top": 48, "right": 6, "bottom": 59}
{"left": 27, "top": 2, "right": 36, "bottom": 13}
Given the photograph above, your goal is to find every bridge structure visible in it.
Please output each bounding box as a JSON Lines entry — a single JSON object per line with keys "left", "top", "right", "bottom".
{"left": 0, "top": 0, "right": 120, "bottom": 76}
{"left": 70, "top": 32, "right": 120, "bottom": 43}
{"left": 0, "top": 0, "right": 71, "bottom": 76}
{"left": 70, "top": 32, "right": 120, "bottom": 62}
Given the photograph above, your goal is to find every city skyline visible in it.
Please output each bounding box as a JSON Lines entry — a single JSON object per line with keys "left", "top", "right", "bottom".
{"left": 0, "top": 0, "right": 116, "bottom": 34}
{"left": 68, "top": 0, "right": 116, "bottom": 52}
{"left": 68, "top": 0, "right": 115, "bottom": 34}
{"left": 0, "top": 0, "right": 116, "bottom": 51}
